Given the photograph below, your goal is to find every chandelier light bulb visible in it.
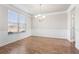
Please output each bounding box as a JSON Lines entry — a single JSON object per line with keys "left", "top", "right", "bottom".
{"left": 38, "top": 14, "right": 41, "bottom": 16}
{"left": 35, "top": 15, "right": 38, "bottom": 18}
{"left": 42, "top": 16, "right": 46, "bottom": 18}
{"left": 34, "top": 4, "right": 46, "bottom": 20}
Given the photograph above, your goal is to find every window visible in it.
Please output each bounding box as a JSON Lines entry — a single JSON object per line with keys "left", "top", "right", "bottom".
{"left": 19, "top": 14, "right": 26, "bottom": 32}
{"left": 8, "top": 10, "right": 26, "bottom": 34}
{"left": 8, "top": 10, "right": 18, "bottom": 34}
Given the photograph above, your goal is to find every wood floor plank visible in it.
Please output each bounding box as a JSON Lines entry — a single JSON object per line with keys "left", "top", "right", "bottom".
{"left": 0, "top": 36, "right": 78, "bottom": 54}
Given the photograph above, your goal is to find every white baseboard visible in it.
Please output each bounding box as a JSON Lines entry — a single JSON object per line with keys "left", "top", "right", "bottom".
{"left": 32, "top": 35, "right": 67, "bottom": 40}
{"left": 67, "top": 39, "right": 75, "bottom": 43}
{"left": 32, "top": 29, "right": 67, "bottom": 39}
{"left": 0, "top": 34, "right": 32, "bottom": 47}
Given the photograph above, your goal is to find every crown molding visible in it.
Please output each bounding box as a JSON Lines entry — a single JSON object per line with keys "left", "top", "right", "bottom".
{"left": 38, "top": 4, "right": 76, "bottom": 16}
{"left": 1, "top": 4, "right": 32, "bottom": 16}
{"left": 34, "top": 10, "right": 67, "bottom": 16}
{"left": 67, "top": 4, "right": 76, "bottom": 12}
{"left": 1, "top": 4, "right": 70, "bottom": 16}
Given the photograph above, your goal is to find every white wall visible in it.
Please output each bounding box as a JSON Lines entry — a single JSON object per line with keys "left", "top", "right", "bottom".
{"left": 67, "top": 8, "right": 75, "bottom": 42}
{"left": 67, "top": 12, "right": 71, "bottom": 41}
{"left": 67, "top": 4, "right": 79, "bottom": 49}
{"left": 0, "top": 5, "right": 32, "bottom": 47}
{"left": 32, "top": 13, "right": 68, "bottom": 39}
{"left": 75, "top": 5, "right": 79, "bottom": 49}
{"left": 66, "top": 4, "right": 79, "bottom": 50}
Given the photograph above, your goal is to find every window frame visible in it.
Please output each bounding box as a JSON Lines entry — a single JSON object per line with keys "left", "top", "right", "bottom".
{"left": 8, "top": 9, "right": 26, "bottom": 34}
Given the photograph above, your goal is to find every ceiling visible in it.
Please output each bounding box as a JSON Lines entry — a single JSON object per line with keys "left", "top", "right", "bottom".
{"left": 13, "top": 4, "right": 70, "bottom": 15}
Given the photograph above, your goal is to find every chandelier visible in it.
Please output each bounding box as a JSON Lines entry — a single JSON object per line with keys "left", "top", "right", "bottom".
{"left": 34, "top": 4, "right": 46, "bottom": 20}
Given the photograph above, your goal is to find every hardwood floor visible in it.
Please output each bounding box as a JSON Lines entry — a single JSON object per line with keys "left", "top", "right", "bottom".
{"left": 0, "top": 36, "right": 78, "bottom": 54}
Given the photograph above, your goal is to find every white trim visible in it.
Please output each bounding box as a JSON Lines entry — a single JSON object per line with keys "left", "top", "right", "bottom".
{"left": 67, "top": 4, "right": 76, "bottom": 12}
{"left": 34, "top": 4, "right": 76, "bottom": 16}
{"left": 34, "top": 11, "right": 67, "bottom": 16}
{"left": 67, "top": 39, "right": 75, "bottom": 43}
{"left": 3, "top": 4, "right": 70, "bottom": 16}
{"left": 32, "top": 35, "right": 67, "bottom": 40}
{"left": 1, "top": 4, "right": 32, "bottom": 15}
